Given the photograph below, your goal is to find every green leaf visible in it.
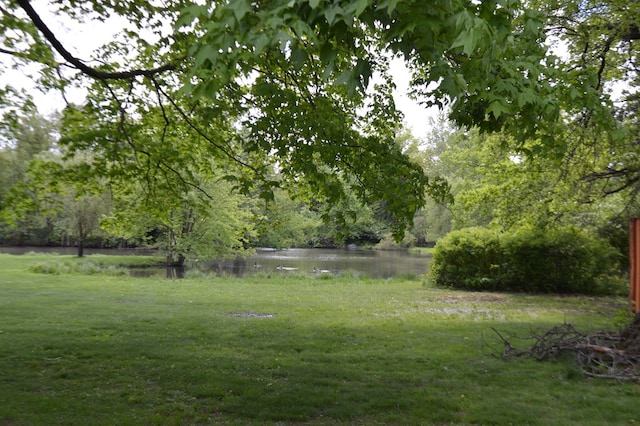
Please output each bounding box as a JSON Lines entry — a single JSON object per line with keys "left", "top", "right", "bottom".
{"left": 324, "top": 5, "right": 343, "bottom": 24}
{"left": 350, "top": 0, "right": 370, "bottom": 16}
{"left": 335, "top": 69, "right": 353, "bottom": 86}
{"left": 320, "top": 42, "right": 338, "bottom": 66}
{"left": 253, "top": 33, "right": 270, "bottom": 54}
{"left": 569, "top": 87, "right": 580, "bottom": 101}
{"left": 451, "top": 28, "right": 477, "bottom": 56}
{"left": 194, "top": 44, "right": 217, "bottom": 68}
{"left": 175, "top": 4, "right": 208, "bottom": 29}
{"left": 290, "top": 47, "right": 308, "bottom": 71}
{"left": 376, "top": 0, "right": 400, "bottom": 14}
{"left": 516, "top": 88, "right": 537, "bottom": 108}
{"left": 229, "top": 0, "right": 251, "bottom": 22}
{"left": 309, "top": 0, "right": 321, "bottom": 9}
{"left": 487, "top": 100, "right": 509, "bottom": 119}
{"left": 354, "top": 58, "right": 372, "bottom": 90}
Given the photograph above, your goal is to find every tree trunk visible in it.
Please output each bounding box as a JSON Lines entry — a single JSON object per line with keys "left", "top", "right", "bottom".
{"left": 77, "top": 220, "right": 84, "bottom": 257}
{"left": 166, "top": 252, "right": 185, "bottom": 267}
{"left": 166, "top": 266, "right": 185, "bottom": 279}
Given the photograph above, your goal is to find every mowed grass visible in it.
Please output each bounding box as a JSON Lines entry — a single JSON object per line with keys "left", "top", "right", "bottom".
{"left": 0, "top": 253, "right": 638, "bottom": 425}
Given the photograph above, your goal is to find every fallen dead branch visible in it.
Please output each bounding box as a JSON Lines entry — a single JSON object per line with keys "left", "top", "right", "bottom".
{"left": 492, "top": 313, "right": 640, "bottom": 382}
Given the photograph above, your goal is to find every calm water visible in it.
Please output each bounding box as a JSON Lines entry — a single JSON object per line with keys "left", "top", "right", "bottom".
{"left": 0, "top": 246, "right": 432, "bottom": 279}
{"left": 244, "top": 247, "right": 431, "bottom": 278}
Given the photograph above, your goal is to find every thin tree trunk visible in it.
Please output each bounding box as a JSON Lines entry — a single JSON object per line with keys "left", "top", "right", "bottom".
{"left": 77, "top": 219, "right": 84, "bottom": 257}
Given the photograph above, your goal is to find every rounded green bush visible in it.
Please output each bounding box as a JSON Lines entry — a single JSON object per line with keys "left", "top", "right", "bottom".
{"left": 428, "top": 225, "right": 623, "bottom": 294}
{"left": 428, "top": 227, "right": 502, "bottom": 291}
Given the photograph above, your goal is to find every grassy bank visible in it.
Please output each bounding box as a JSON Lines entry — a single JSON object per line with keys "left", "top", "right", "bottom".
{"left": 408, "top": 247, "right": 435, "bottom": 255}
{"left": 0, "top": 253, "right": 637, "bottom": 425}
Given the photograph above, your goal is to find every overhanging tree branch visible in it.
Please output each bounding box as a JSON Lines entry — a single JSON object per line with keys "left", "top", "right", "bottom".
{"left": 150, "top": 78, "right": 256, "bottom": 171}
{"left": 583, "top": 167, "right": 640, "bottom": 196}
{"left": 16, "top": 0, "right": 183, "bottom": 81}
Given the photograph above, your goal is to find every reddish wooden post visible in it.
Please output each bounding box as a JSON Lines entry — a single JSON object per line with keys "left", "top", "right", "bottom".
{"left": 630, "top": 218, "right": 640, "bottom": 313}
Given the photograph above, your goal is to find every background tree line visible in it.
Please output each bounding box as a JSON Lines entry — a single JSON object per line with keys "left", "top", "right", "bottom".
{"left": 0, "top": 110, "right": 428, "bottom": 263}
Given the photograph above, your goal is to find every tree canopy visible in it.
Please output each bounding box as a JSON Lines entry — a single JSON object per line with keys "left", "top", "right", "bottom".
{"left": 0, "top": 0, "right": 553, "bottom": 235}
{"left": 1, "top": 0, "right": 638, "bottom": 243}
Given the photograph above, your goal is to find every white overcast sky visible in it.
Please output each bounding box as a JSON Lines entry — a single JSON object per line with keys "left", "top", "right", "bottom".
{"left": 388, "top": 58, "right": 438, "bottom": 140}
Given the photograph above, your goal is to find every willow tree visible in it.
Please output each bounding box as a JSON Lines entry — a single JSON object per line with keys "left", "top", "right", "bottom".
{"left": 1, "top": 0, "right": 594, "bottom": 237}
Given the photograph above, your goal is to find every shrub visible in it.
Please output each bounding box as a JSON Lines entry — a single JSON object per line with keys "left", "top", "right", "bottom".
{"left": 428, "top": 227, "right": 502, "bottom": 291}
{"left": 375, "top": 232, "right": 417, "bottom": 250}
{"left": 428, "top": 225, "right": 623, "bottom": 294}
{"left": 28, "top": 259, "right": 129, "bottom": 277}
{"left": 28, "top": 262, "right": 60, "bottom": 275}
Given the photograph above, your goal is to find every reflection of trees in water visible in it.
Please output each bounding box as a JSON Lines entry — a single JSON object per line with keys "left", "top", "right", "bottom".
{"left": 0, "top": 247, "right": 430, "bottom": 279}
{"left": 205, "top": 258, "right": 249, "bottom": 276}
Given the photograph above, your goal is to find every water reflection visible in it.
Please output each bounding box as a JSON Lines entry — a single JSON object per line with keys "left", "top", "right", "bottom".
{"left": 195, "top": 248, "right": 431, "bottom": 278}
{"left": 0, "top": 246, "right": 431, "bottom": 279}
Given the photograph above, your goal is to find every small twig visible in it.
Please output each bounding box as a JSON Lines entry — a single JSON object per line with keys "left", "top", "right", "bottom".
{"left": 491, "top": 327, "right": 523, "bottom": 358}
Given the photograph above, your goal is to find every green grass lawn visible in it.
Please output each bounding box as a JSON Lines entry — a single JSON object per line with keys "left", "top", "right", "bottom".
{"left": 0, "top": 253, "right": 637, "bottom": 425}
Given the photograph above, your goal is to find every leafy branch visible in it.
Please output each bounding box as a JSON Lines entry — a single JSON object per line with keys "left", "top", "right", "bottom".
{"left": 16, "top": 0, "right": 183, "bottom": 81}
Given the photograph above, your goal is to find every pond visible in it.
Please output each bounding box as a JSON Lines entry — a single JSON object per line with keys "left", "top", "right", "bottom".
{"left": 240, "top": 247, "right": 430, "bottom": 278}
{"left": 0, "top": 246, "right": 432, "bottom": 279}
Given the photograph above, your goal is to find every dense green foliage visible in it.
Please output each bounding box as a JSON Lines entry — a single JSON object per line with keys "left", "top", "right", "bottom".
{"left": 0, "top": 112, "right": 411, "bottom": 255}
{"left": 4, "top": 0, "right": 623, "bottom": 241}
{"left": 429, "top": 226, "right": 624, "bottom": 295}
{"left": 415, "top": 116, "right": 640, "bottom": 281}
{"left": 1, "top": 0, "right": 639, "bottom": 287}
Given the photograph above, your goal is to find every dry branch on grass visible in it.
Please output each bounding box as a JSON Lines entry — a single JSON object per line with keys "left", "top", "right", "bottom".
{"left": 493, "top": 313, "right": 640, "bottom": 382}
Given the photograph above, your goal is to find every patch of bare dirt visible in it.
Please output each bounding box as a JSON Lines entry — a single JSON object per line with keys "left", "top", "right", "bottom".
{"left": 226, "top": 312, "right": 276, "bottom": 318}
{"left": 437, "top": 294, "right": 507, "bottom": 303}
